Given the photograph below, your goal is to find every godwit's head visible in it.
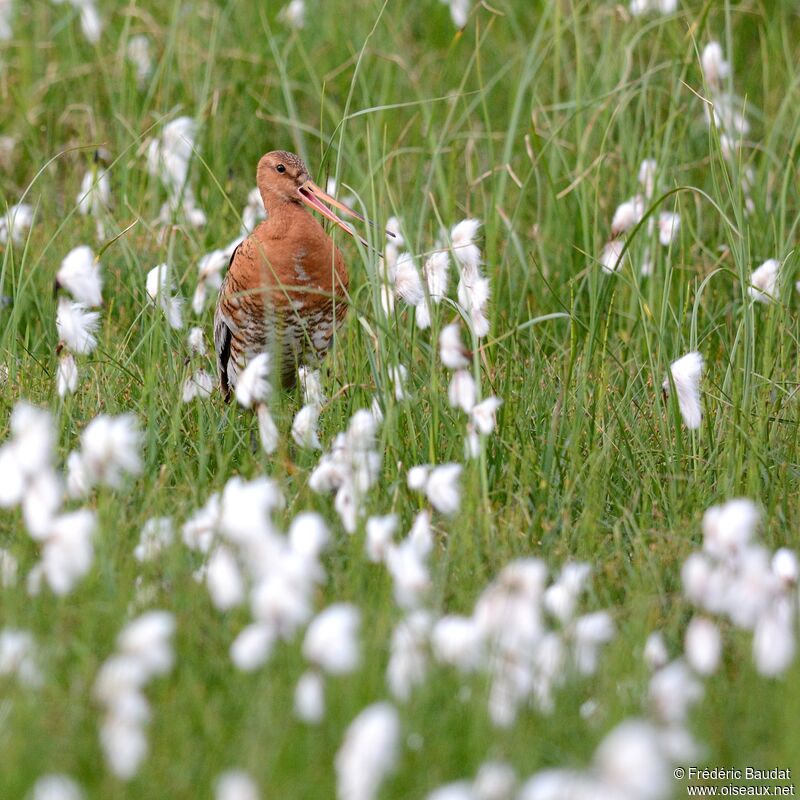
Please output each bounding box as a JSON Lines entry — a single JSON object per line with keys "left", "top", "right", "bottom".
{"left": 256, "top": 150, "right": 383, "bottom": 243}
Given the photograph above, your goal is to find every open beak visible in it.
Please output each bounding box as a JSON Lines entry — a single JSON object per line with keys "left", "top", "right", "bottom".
{"left": 298, "top": 180, "right": 395, "bottom": 246}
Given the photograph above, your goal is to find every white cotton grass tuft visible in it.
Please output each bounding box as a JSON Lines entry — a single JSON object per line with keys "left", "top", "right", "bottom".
{"left": 51, "top": 0, "right": 103, "bottom": 44}
{"left": 748, "top": 258, "right": 781, "bottom": 304}
{"left": 187, "top": 327, "right": 207, "bottom": 355}
{"left": 451, "top": 219, "right": 490, "bottom": 337}
{"left": 701, "top": 41, "right": 731, "bottom": 88}
{"left": 0, "top": 548, "right": 18, "bottom": 587}
{"left": 474, "top": 761, "right": 517, "bottom": 800}
{"left": 385, "top": 537, "right": 431, "bottom": 610}
{"left": 30, "top": 509, "right": 97, "bottom": 596}
{"left": 753, "top": 603, "right": 795, "bottom": 677}
{"left": 230, "top": 624, "right": 275, "bottom": 672}
{"left": 440, "top": 323, "right": 470, "bottom": 369}
{"left": 126, "top": 35, "right": 153, "bottom": 87}
{"left": 430, "top": 616, "right": 482, "bottom": 673}
{"left": 76, "top": 413, "right": 143, "bottom": 491}
{"left": 146, "top": 264, "right": 184, "bottom": 329}
{"left": 0, "top": 1, "right": 13, "bottom": 41}
{"left": 146, "top": 116, "right": 195, "bottom": 192}
{"left": 146, "top": 116, "right": 206, "bottom": 228}
{"left": 426, "top": 782, "right": 473, "bottom": 800}
{"left": 611, "top": 195, "right": 644, "bottom": 236}
{"left": 470, "top": 397, "right": 502, "bottom": 435}
{"left": 599, "top": 239, "right": 625, "bottom": 273}
{"left": 288, "top": 512, "right": 330, "bottom": 560}
{"left": 457, "top": 277, "right": 490, "bottom": 338}
{"left": 192, "top": 249, "right": 229, "bottom": 314}
{"left": 448, "top": 370, "right": 477, "bottom": 413}
{"left": 387, "top": 610, "right": 431, "bottom": 701}
{"left": 365, "top": 514, "right": 398, "bottom": 563}
{"left": 681, "top": 498, "right": 800, "bottom": 678}
{"left": 256, "top": 405, "right": 279, "bottom": 454}
{"left": 278, "top": 0, "right": 305, "bottom": 28}
{"left": 684, "top": 616, "right": 722, "bottom": 675}
{"left": 308, "top": 408, "right": 382, "bottom": 532}
{"left": 657, "top": 211, "right": 680, "bottom": 246}
{"left": 240, "top": 187, "right": 268, "bottom": 237}
{"left": 335, "top": 702, "right": 400, "bottom": 800}
{"left": 394, "top": 252, "right": 425, "bottom": 306}
{"left": 214, "top": 770, "right": 261, "bottom": 800}
{"left": 518, "top": 718, "right": 682, "bottom": 800}
{"left": 388, "top": 364, "right": 408, "bottom": 401}
{"left": 56, "top": 352, "right": 79, "bottom": 397}
{"left": 451, "top": 220, "right": 482, "bottom": 275}
{"left": 440, "top": 0, "right": 470, "bottom": 28}
{"left": 643, "top": 631, "right": 669, "bottom": 671}
{"left": 56, "top": 298, "right": 100, "bottom": 355}
{"left": 302, "top": 603, "right": 361, "bottom": 675}
{"left": 133, "top": 517, "right": 174, "bottom": 563}
{"left": 182, "top": 369, "right": 214, "bottom": 403}
{"left": 57, "top": 246, "right": 102, "bottom": 306}
{"left": 298, "top": 366, "right": 325, "bottom": 408}
{"left": 94, "top": 611, "right": 176, "bottom": 780}
{"left": 76, "top": 167, "right": 110, "bottom": 239}
{"left": 663, "top": 352, "right": 704, "bottom": 430}
{"left": 423, "top": 249, "right": 450, "bottom": 303}
{"left": 0, "top": 628, "right": 43, "bottom": 687}
{"left": 408, "top": 463, "right": 463, "bottom": 516}
{"left": 0, "top": 203, "right": 34, "bottom": 246}
{"left": 292, "top": 405, "right": 322, "bottom": 450}
{"left": 205, "top": 545, "right": 246, "bottom": 610}
{"left": 294, "top": 669, "right": 325, "bottom": 723}
{"left": 235, "top": 354, "right": 271, "bottom": 408}
{"left": 629, "top": 0, "right": 677, "bottom": 15}
{"left": 431, "top": 557, "right": 615, "bottom": 727}
{"left": 772, "top": 548, "right": 799, "bottom": 586}
{"left": 30, "top": 774, "right": 85, "bottom": 800}
{"left": 638, "top": 158, "right": 658, "bottom": 199}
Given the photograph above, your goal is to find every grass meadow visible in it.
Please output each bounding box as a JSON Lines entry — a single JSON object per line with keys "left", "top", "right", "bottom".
{"left": 1, "top": 0, "right": 800, "bottom": 797}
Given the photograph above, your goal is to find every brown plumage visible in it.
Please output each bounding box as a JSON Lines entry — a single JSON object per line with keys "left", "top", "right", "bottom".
{"left": 214, "top": 151, "right": 364, "bottom": 395}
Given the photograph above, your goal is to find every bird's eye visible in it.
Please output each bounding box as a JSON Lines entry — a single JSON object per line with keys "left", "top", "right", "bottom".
{"left": 276, "top": 164, "right": 286, "bottom": 173}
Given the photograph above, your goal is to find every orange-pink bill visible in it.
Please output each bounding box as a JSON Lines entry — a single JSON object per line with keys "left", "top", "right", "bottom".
{"left": 298, "top": 180, "right": 395, "bottom": 246}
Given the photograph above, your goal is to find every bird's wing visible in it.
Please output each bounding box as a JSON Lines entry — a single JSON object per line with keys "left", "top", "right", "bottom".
{"left": 213, "top": 244, "right": 242, "bottom": 401}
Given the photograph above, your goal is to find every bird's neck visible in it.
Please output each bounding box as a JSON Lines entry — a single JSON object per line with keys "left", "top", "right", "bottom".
{"left": 261, "top": 199, "right": 321, "bottom": 238}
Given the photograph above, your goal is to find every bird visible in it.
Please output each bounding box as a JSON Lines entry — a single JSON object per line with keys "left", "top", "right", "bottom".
{"left": 215, "top": 151, "right": 371, "bottom": 397}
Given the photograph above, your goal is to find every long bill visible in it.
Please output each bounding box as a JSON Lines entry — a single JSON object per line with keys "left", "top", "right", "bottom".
{"left": 298, "top": 180, "right": 395, "bottom": 246}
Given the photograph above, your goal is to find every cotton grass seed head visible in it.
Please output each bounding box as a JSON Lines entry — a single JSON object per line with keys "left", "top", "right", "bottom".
{"left": 599, "top": 239, "right": 625, "bottom": 274}
{"left": 56, "top": 298, "right": 100, "bottom": 355}
{"left": 292, "top": 404, "right": 322, "bottom": 450}
{"left": 31, "top": 774, "right": 85, "bottom": 800}
{"left": 425, "top": 463, "right": 462, "bottom": 515}
{"left": 394, "top": 252, "right": 424, "bottom": 306}
{"left": 303, "top": 604, "right": 361, "bottom": 675}
{"left": 235, "top": 353, "right": 271, "bottom": 408}
{"left": 335, "top": 702, "right": 400, "bottom": 800}
{"left": 145, "top": 264, "right": 183, "bottom": 329}
{"left": 440, "top": 323, "right": 469, "bottom": 369}
{"left": 214, "top": 770, "right": 260, "bottom": 800}
{"left": 684, "top": 616, "right": 721, "bottom": 675}
{"left": 611, "top": 195, "right": 644, "bottom": 236}
{"left": 701, "top": 41, "right": 730, "bottom": 88}
{"left": 57, "top": 246, "right": 102, "bottom": 306}
{"left": 56, "top": 353, "right": 79, "bottom": 397}
{"left": 748, "top": 258, "right": 781, "bottom": 303}
{"left": 294, "top": 669, "right": 325, "bottom": 724}
{"left": 79, "top": 413, "right": 143, "bottom": 489}
{"left": 663, "top": 352, "right": 704, "bottom": 430}
{"left": 0, "top": 203, "right": 34, "bottom": 246}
